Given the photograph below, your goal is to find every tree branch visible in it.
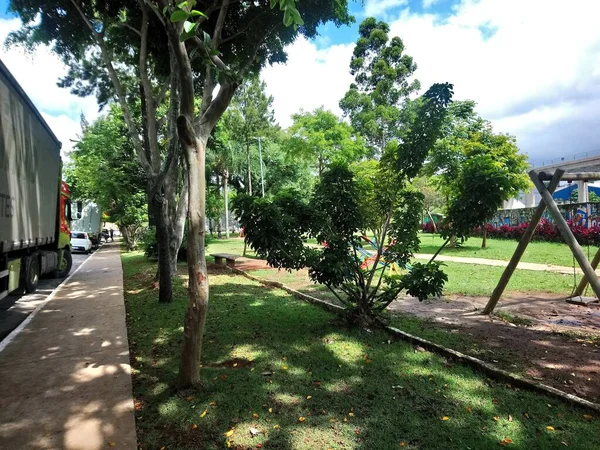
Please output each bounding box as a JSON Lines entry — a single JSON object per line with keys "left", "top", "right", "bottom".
{"left": 137, "top": 1, "right": 161, "bottom": 173}
{"left": 212, "top": 0, "right": 230, "bottom": 47}
{"left": 117, "top": 21, "right": 142, "bottom": 37}
{"left": 69, "top": 0, "right": 152, "bottom": 175}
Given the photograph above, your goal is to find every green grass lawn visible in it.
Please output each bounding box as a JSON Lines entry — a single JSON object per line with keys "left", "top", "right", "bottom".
{"left": 418, "top": 233, "right": 599, "bottom": 267}
{"left": 208, "top": 234, "right": 598, "bottom": 269}
{"left": 249, "top": 260, "right": 578, "bottom": 297}
{"left": 122, "top": 252, "right": 599, "bottom": 450}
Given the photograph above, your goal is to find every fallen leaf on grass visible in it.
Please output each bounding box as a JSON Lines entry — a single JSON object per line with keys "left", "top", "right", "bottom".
{"left": 466, "top": 406, "right": 472, "bottom": 414}
{"left": 561, "top": 441, "right": 569, "bottom": 447}
{"left": 249, "top": 427, "right": 261, "bottom": 437}
{"left": 224, "top": 429, "right": 234, "bottom": 437}
{"left": 273, "top": 424, "right": 280, "bottom": 429}
{"left": 200, "top": 409, "right": 208, "bottom": 418}
{"left": 298, "top": 417, "right": 306, "bottom": 422}
{"left": 256, "top": 445, "right": 263, "bottom": 449}
{"left": 261, "top": 371, "right": 272, "bottom": 376}
{"left": 498, "top": 437, "right": 513, "bottom": 446}
{"left": 268, "top": 408, "right": 273, "bottom": 413}
{"left": 306, "top": 396, "right": 312, "bottom": 400}
{"left": 226, "top": 440, "right": 233, "bottom": 448}
{"left": 281, "top": 366, "right": 288, "bottom": 370}
{"left": 220, "top": 375, "right": 228, "bottom": 381}
{"left": 191, "top": 424, "right": 198, "bottom": 430}
{"left": 348, "top": 412, "right": 355, "bottom": 417}
{"left": 186, "top": 395, "right": 194, "bottom": 401}
{"left": 209, "top": 401, "right": 217, "bottom": 407}
{"left": 546, "top": 426, "right": 555, "bottom": 431}
{"left": 108, "top": 443, "right": 116, "bottom": 448}
{"left": 508, "top": 415, "right": 513, "bottom": 422}
{"left": 399, "top": 442, "right": 406, "bottom": 447}
{"left": 583, "top": 414, "right": 593, "bottom": 421}
{"left": 442, "top": 416, "right": 450, "bottom": 421}
{"left": 493, "top": 416, "right": 500, "bottom": 421}
{"left": 253, "top": 413, "right": 259, "bottom": 419}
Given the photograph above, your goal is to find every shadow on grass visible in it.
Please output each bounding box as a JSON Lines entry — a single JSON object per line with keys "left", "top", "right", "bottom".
{"left": 122, "top": 253, "right": 600, "bottom": 450}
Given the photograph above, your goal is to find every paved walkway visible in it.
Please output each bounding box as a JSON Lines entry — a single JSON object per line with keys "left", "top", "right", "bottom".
{"left": 414, "top": 253, "right": 595, "bottom": 275}
{"left": 0, "top": 241, "right": 136, "bottom": 449}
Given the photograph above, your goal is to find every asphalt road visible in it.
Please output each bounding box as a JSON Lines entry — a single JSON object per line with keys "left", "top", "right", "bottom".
{"left": 0, "top": 250, "right": 91, "bottom": 342}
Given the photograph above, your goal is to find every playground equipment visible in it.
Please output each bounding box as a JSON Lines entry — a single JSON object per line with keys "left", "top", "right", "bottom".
{"left": 484, "top": 168, "right": 600, "bottom": 314}
{"left": 354, "top": 235, "right": 409, "bottom": 274}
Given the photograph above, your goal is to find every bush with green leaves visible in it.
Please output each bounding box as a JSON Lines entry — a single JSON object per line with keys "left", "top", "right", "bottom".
{"left": 235, "top": 84, "right": 456, "bottom": 326}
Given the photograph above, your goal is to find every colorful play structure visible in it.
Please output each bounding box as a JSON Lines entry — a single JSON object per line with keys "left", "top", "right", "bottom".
{"left": 354, "top": 235, "right": 410, "bottom": 274}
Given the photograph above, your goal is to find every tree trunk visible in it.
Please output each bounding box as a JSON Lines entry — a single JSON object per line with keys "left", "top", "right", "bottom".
{"left": 168, "top": 175, "right": 188, "bottom": 273}
{"left": 178, "top": 118, "right": 209, "bottom": 388}
{"left": 482, "top": 227, "right": 487, "bottom": 249}
{"left": 224, "top": 171, "right": 230, "bottom": 238}
{"left": 152, "top": 194, "right": 174, "bottom": 303}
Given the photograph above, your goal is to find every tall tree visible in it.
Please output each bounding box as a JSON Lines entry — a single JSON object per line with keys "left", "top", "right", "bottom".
{"left": 286, "top": 107, "right": 367, "bottom": 176}
{"left": 340, "top": 18, "right": 420, "bottom": 156}
{"left": 160, "top": 0, "right": 353, "bottom": 387}
{"left": 223, "top": 77, "right": 276, "bottom": 195}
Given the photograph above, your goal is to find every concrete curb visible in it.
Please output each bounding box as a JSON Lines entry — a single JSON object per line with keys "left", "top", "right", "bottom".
{"left": 229, "top": 264, "right": 600, "bottom": 413}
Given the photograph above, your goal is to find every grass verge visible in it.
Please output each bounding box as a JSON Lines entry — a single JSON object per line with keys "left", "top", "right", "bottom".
{"left": 122, "top": 251, "right": 599, "bottom": 450}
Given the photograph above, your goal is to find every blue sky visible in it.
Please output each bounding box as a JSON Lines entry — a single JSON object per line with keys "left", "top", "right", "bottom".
{"left": 1, "top": 0, "right": 600, "bottom": 165}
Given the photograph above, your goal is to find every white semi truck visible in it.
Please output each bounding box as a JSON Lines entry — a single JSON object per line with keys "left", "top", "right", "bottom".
{"left": 0, "top": 59, "right": 79, "bottom": 298}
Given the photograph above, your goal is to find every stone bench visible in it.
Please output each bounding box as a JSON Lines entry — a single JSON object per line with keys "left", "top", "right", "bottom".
{"left": 211, "top": 253, "right": 241, "bottom": 268}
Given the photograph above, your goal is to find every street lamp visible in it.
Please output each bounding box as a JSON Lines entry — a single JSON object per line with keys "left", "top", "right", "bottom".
{"left": 253, "top": 136, "right": 265, "bottom": 197}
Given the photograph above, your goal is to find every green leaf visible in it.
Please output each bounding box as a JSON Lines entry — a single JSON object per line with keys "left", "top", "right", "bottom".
{"left": 183, "top": 20, "right": 197, "bottom": 34}
{"left": 283, "top": 8, "right": 293, "bottom": 27}
{"left": 162, "top": 5, "right": 168, "bottom": 15}
{"left": 270, "top": 0, "right": 278, "bottom": 8}
{"left": 177, "top": 1, "right": 188, "bottom": 10}
{"left": 170, "top": 10, "right": 189, "bottom": 22}
{"left": 190, "top": 10, "right": 208, "bottom": 18}
{"left": 203, "top": 30, "right": 212, "bottom": 47}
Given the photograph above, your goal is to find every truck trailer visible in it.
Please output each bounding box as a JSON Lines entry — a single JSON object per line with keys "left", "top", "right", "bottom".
{"left": 0, "top": 59, "right": 77, "bottom": 299}
{"left": 71, "top": 202, "right": 103, "bottom": 248}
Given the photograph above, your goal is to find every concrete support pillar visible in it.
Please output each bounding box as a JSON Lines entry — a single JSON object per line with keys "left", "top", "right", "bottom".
{"left": 524, "top": 190, "right": 537, "bottom": 207}
{"left": 577, "top": 180, "right": 589, "bottom": 203}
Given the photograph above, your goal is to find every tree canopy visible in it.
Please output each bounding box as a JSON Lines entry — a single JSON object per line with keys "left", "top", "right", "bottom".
{"left": 340, "top": 18, "right": 420, "bottom": 155}
{"left": 286, "top": 107, "right": 367, "bottom": 176}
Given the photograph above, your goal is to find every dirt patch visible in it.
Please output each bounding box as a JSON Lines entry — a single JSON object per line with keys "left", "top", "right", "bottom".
{"left": 388, "top": 293, "right": 600, "bottom": 402}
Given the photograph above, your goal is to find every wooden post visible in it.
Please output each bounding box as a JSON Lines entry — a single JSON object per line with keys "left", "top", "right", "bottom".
{"left": 531, "top": 169, "right": 600, "bottom": 300}
{"left": 483, "top": 170, "right": 562, "bottom": 314}
{"left": 572, "top": 246, "right": 600, "bottom": 297}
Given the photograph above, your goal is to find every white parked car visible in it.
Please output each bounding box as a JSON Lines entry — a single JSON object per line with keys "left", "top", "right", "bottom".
{"left": 71, "top": 231, "right": 92, "bottom": 254}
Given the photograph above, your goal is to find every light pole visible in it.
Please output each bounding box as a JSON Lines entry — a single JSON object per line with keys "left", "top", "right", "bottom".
{"left": 254, "top": 137, "right": 265, "bottom": 197}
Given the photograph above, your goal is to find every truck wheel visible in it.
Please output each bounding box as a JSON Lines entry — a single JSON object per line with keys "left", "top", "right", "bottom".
{"left": 25, "top": 255, "right": 40, "bottom": 293}
{"left": 54, "top": 249, "right": 73, "bottom": 278}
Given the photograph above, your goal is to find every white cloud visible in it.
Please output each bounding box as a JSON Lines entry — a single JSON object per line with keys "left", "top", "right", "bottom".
{"left": 385, "top": 0, "right": 600, "bottom": 164}
{"left": 261, "top": 37, "right": 355, "bottom": 128}
{"left": 363, "top": 0, "right": 409, "bottom": 18}
{"left": 0, "top": 18, "right": 99, "bottom": 157}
